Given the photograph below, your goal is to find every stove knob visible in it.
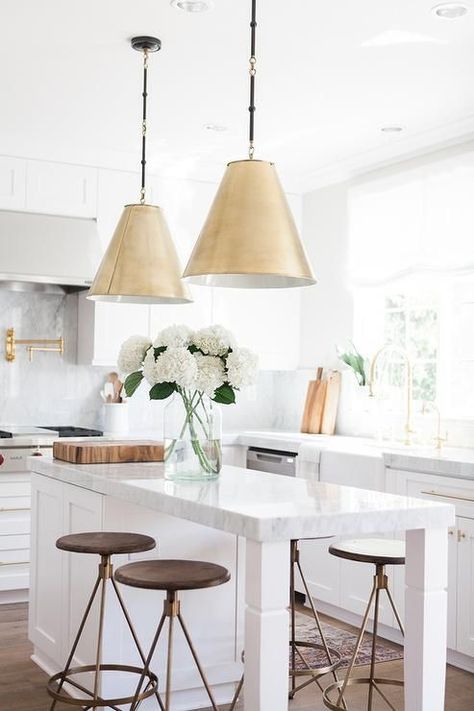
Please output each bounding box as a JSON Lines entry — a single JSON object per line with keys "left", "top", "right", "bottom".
{"left": 0, "top": 454, "right": 4, "bottom": 466}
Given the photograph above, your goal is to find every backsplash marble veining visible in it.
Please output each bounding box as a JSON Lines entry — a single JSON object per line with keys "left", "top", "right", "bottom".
{"left": 0, "top": 291, "right": 276, "bottom": 434}
{"left": 0, "top": 291, "right": 108, "bottom": 427}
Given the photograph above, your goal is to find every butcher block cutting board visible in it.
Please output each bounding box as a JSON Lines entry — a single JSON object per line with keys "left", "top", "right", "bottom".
{"left": 53, "top": 439, "right": 164, "bottom": 464}
{"left": 301, "top": 367, "right": 327, "bottom": 434}
{"left": 320, "top": 370, "right": 342, "bottom": 435}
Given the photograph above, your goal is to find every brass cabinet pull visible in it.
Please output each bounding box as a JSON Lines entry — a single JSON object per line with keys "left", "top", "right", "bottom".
{"left": 420, "top": 490, "right": 474, "bottom": 503}
{"left": 0, "top": 506, "right": 31, "bottom": 512}
{"left": 0, "top": 560, "right": 29, "bottom": 566}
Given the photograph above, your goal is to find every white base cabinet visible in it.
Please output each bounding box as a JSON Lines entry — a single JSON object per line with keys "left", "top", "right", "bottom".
{"left": 29, "top": 472, "right": 242, "bottom": 710}
{"left": 387, "top": 469, "right": 474, "bottom": 662}
{"left": 0, "top": 471, "right": 31, "bottom": 598}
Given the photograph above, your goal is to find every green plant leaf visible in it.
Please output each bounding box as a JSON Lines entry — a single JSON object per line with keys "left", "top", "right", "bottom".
{"left": 149, "top": 382, "right": 176, "bottom": 400}
{"left": 153, "top": 346, "right": 167, "bottom": 357}
{"left": 212, "top": 383, "right": 236, "bottom": 405}
{"left": 124, "top": 371, "right": 143, "bottom": 397}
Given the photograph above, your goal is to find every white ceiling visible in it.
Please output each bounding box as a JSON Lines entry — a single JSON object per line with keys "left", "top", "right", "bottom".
{"left": 2, "top": 0, "right": 474, "bottom": 193}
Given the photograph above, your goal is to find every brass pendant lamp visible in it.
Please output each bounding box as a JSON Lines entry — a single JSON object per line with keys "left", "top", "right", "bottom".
{"left": 183, "top": 0, "right": 315, "bottom": 288}
{"left": 88, "top": 37, "right": 192, "bottom": 304}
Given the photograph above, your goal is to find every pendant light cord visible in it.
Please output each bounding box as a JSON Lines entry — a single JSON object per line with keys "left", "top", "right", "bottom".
{"left": 140, "top": 48, "right": 149, "bottom": 204}
{"left": 248, "top": 0, "right": 257, "bottom": 159}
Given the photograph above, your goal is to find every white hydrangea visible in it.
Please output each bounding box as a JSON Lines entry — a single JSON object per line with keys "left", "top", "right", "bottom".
{"left": 192, "top": 324, "right": 235, "bottom": 356}
{"left": 117, "top": 335, "right": 152, "bottom": 374}
{"left": 154, "top": 324, "right": 193, "bottom": 349}
{"left": 226, "top": 347, "right": 258, "bottom": 388}
{"left": 145, "top": 346, "right": 198, "bottom": 389}
{"left": 143, "top": 347, "right": 160, "bottom": 386}
{"left": 194, "top": 353, "right": 226, "bottom": 397}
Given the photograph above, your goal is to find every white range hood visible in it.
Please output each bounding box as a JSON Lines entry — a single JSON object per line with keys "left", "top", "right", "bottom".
{"left": 0, "top": 209, "right": 102, "bottom": 293}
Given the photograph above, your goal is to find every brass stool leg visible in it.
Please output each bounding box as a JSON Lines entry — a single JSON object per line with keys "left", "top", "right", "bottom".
{"left": 49, "top": 570, "right": 102, "bottom": 710}
{"left": 177, "top": 610, "right": 219, "bottom": 711}
{"left": 323, "top": 564, "right": 404, "bottom": 711}
{"left": 290, "top": 540, "right": 343, "bottom": 698}
{"left": 130, "top": 608, "right": 168, "bottom": 711}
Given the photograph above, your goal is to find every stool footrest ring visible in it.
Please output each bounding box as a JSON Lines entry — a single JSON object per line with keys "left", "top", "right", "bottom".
{"left": 323, "top": 676, "right": 404, "bottom": 710}
{"left": 47, "top": 664, "right": 159, "bottom": 708}
{"left": 289, "top": 640, "right": 342, "bottom": 678}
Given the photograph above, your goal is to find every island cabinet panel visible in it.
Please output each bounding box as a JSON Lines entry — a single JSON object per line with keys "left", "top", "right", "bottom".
{"left": 29, "top": 474, "right": 104, "bottom": 673}
{"left": 387, "top": 468, "right": 474, "bottom": 660}
{"left": 102, "top": 496, "right": 242, "bottom": 708}
{"left": 29, "top": 472, "right": 65, "bottom": 665}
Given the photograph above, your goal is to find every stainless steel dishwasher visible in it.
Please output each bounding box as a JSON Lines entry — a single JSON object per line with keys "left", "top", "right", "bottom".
{"left": 246, "top": 447, "right": 297, "bottom": 477}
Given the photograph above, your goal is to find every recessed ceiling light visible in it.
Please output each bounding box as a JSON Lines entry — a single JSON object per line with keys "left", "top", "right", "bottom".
{"left": 432, "top": 3, "right": 469, "bottom": 18}
{"left": 170, "top": 0, "right": 214, "bottom": 12}
{"left": 381, "top": 126, "right": 404, "bottom": 133}
{"left": 204, "top": 123, "right": 228, "bottom": 132}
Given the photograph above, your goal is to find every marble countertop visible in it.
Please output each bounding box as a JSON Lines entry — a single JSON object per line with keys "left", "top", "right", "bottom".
{"left": 29, "top": 456, "right": 454, "bottom": 542}
{"left": 232, "top": 431, "right": 474, "bottom": 480}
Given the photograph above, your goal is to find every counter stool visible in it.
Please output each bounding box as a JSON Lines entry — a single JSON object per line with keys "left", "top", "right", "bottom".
{"left": 289, "top": 538, "right": 342, "bottom": 698}
{"left": 47, "top": 532, "right": 159, "bottom": 710}
{"left": 115, "top": 558, "right": 231, "bottom": 711}
{"left": 322, "top": 538, "right": 405, "bottom": 711}
{"left": 228, "top": 538, "right": 342, "bottom": 711}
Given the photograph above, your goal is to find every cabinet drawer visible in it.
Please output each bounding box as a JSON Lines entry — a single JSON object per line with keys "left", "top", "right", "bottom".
{"left": 0, "top": 510, "right": 31, "bottom": 535}
{"left": 406, "top": 480, "right": 474, "bottom": 518}
{"left": 0, "top": 547, "right": 29, "bottom": 566}
{"left": 0, "top": 481, "right": 30, "bottom": 498}
{"left": 0, "top": 533, "right": 29, "bottom": 551}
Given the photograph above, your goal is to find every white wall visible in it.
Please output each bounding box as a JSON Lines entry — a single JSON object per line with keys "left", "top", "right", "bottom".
{"left": 299, "top": 182, "right": 353, "bottom": 369}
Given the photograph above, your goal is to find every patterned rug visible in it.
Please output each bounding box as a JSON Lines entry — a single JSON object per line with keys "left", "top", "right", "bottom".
{"left": 292, "top": 612, "right": 403, "bottom": 671}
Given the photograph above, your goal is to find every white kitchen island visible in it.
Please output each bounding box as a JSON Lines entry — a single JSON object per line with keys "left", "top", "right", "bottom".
{"left": 29, "top": 457, "right": 454, "bottom": 711}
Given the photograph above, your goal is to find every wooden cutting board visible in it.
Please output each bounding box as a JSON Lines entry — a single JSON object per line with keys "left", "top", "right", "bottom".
{"left": 301, "top": 367, "right": 327, "bottom": 434}
{"left": 53, "top": 439, "right": 164, "bottom": 464}
{"left": 320, "top": 370, "right": 342, "bottom": 435}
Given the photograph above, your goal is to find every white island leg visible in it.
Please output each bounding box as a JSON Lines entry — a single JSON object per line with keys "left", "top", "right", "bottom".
{"left": 244, "top": 539, "right": 290, "bottom": 711}
{"left": 404, "top": 528, "right": 448, "bottom": 711}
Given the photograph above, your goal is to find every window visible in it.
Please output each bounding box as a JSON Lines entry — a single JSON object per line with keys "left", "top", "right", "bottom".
{"left": 349, "top": 150, "right": 474, "bottom": 418}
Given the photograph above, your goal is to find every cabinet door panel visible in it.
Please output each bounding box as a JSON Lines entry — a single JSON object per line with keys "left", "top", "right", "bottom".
{"left": 26, "top": 161, "right": 97, "bottom": 217}
{"left": 457, "top": 517, "right": 474, "bottom": 656}
{"left": 298, "top": 537, "right": 340, "bottom": 606}
{"left": 0, "top": 156, "right": 26, "bottom": 209}
{"left": 61, "top": 485, "right": 103, "bottom": 668}
{"left": 28, "top": 473, "right": 64, "bottom": 663}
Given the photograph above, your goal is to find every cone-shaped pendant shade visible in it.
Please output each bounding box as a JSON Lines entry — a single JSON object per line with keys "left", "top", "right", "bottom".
{"left": 88, "top": 204, "right": 192, "bottom": 304}
{"left": 183, "top": 160, "right": 316, "bottom": 288}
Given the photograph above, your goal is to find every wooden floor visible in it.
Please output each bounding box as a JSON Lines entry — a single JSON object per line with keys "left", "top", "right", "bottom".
{"left": 2, "top": 603, "right": 473, "bottom": 710}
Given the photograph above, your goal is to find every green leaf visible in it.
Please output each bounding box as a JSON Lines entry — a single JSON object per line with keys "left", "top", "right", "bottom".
{"left": 212, "top": 383, "right": 236, "bottom": 405}
{"left": 154, "top": 346, "right": 167, "bottom": 357}
{"left": 124, "top": 371, "right": 144, "bottom": 397}
{"left": 188, "top": 344, "right": 199, "bottom": 354}
{"left": 149, "top": 382, "right": 176, "bottom": 400}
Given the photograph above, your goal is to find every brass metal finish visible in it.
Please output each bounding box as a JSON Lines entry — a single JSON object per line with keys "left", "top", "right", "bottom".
{"left": 88, "top": 204, "right": 192, "bottom": 304}
{"left": 369, "top": 344, "right": 414, "bottom": 446}
{"left": 322, "top": 563, "right": 404, "bottom": 711}
{"left": 47, "top": 554, "right": 160, "bottom": 710}
{"left": 6, "top": 327, "right": 64, "bottom": 362}
{"left": 421, "top": 400, "right": 446, "bottom": 451}
{"left": 183, "top": 160, "right": 316, "bottom": 288}
{"left": 421, "top": 489, "right": 474, "bottom": 503}
{"left": 130, "top": 589, "right": 219, "bottom": 711}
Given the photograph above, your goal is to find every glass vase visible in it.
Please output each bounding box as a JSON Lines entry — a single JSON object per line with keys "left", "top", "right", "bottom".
{"left": 163, "top": 392, "right": 222, "bottom": 481}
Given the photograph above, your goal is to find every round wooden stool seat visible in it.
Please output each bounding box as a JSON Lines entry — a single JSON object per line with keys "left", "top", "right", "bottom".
{"left": 329, "top": 538, "right": 405, "bottom": 566}
{"left": 115, "top": 559, "right": 231, "bottom": 591}
{"left": 56, "top": 531, "right": 156, "bottom": 556}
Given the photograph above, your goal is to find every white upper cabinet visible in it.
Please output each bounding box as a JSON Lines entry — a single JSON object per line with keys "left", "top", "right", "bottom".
{"left": 77, "top": 293, "right": 150, "bottom": 367}
{"left": 26, "top": 161, "right": 97, "bottom": 217}
{"left": 0, "top": 156, "right": 26, "bottom": 210}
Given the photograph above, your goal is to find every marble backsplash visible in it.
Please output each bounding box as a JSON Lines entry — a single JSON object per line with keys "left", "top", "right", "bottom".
{"left": 0, "top": 290, "right": 275, "bottom": 434}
